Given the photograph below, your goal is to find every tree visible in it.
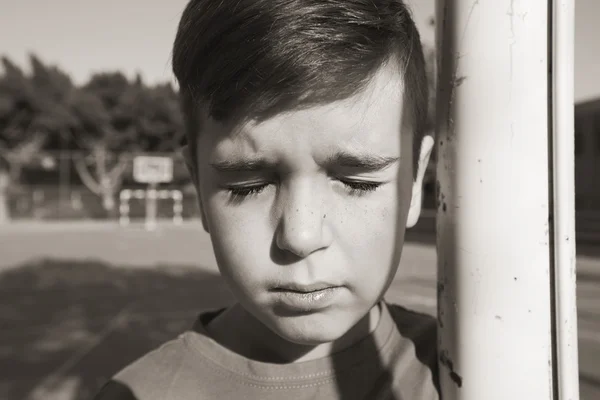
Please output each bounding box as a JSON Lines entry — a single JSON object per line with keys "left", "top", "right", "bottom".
{"left": 70, "top": 73, "right": 185, "bottom": 217}
{"left": 69, "top": 85, "right": 130, "bottom": 217}
{"left": 28, "top": 54, "right": 76, "bottom": 148}
{"left": 0, "top": 55, "right": 75, "bottom": 222}
{"left": 0, "top": 55, "right": 186, "bottom": 221}
{"left": 115, "top": 80, "right": 184, "bottom": 153}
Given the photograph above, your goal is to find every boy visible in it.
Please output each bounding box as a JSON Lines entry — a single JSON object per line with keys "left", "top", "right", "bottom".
{"left": 95, "top": 0, "right": 439, "bottom": 398}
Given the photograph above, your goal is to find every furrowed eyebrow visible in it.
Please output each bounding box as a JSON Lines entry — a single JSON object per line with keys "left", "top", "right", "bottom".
{"left": 325, "top": 151, "right": 399, "bottom": 171}
{"left": 209, "top": 152, "right": 399, "bottom": 172}
{"left": 209, "top": 158, "right": 274, "bottom": 172}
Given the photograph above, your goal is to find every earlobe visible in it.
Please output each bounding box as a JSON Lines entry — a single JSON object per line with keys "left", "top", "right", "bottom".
{"left": 406, "top": 135, "right": 435, "bottom": 228}
{"left": 406, "top": 189, "right": 423, "bottom": 228}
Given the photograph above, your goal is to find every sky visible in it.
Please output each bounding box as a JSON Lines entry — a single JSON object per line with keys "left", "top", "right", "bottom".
{"left": 0, "top": 0, "right": 597, "bottom": 103}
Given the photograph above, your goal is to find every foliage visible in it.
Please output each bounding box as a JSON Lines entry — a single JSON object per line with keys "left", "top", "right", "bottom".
{"left": 0, "top": 54, "right": 185, "bottom": 156}
{"left": 0, "top": 54, "right": 186, "bottom": 220}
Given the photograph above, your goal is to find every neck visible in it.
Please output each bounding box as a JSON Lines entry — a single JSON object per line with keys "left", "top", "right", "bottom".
{"left": 206, "top": 304, "right": 382, "bottom": 364}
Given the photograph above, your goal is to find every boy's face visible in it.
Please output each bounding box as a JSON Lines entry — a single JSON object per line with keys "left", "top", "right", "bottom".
{"left": 186, "top": 63, "right": 433, "bottom": 346}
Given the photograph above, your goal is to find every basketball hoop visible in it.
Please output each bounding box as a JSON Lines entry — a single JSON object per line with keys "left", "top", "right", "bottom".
{"left": 119, "top": 155, "right": 178, "bottom": 230}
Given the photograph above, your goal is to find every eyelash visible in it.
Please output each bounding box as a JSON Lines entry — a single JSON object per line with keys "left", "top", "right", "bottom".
{"left": 227, "top": 185, "right": 268, "bottom": 202}
{"left": 226, "top": 180, "right": 382, "bottom": 201}
{"left": 342, "top": 180, "right": 382, "bottom": 196}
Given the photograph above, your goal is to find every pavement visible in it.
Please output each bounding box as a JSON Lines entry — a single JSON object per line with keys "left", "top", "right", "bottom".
{"left": 1, "top": 220, "right": 600, "bottom": 399}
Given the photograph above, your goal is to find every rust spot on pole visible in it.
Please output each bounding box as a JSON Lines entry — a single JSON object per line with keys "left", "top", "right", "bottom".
{"left": 455, "top": 76, "right": 467, "bottom": 87}
{"left": 437, "top": 281, "right": 445, "bottom": 328}
{"left": 440, "top": 350, "right": 463, "bottom": 388}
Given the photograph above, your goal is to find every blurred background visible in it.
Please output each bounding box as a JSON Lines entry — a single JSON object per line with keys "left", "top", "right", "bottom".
{"left": 0, "top": 1, "right": 599, "bottom": 399}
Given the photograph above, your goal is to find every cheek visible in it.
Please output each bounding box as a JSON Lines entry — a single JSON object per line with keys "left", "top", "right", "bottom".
{"left": 358, "top": 186, "right": 406, "bottom": 240}
{"left": 203, "top": 196, "right": 271, "bottom": 285}
{"left": 338, "top": 193, "right": 403, "bottom": 275}
{"left": 354, "top": 208, "right": 405, "bottom": 299}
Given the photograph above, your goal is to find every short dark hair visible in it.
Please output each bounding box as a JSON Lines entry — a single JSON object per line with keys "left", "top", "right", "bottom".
{"left": 172, "top": 0, "right": 428, "bottom": 177}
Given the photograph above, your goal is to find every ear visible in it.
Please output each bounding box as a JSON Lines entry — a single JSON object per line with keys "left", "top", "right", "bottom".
{"left": 406, "top": 135, "right": 435, "bottom": 228}
{"left": 181, "top": 144, "right": 210, "bottom": 233}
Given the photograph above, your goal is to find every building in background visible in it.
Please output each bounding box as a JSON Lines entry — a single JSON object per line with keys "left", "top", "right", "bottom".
{"left": 575, "top": 97, "right": 600, "bottom": 212}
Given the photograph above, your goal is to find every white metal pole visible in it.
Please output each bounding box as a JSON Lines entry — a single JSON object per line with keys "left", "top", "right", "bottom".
{"left": 173, "top": 190, "right": 183, "bottom": 225}
{"left": 119, "top": 190, "right": 130, "bottom": 226}
{"left": 435, "top": 1, "right": 562, "bottom": 399}
{"left": 551, "top": 1, "right": 579, "bottom": 399}
{"left": 145, "top": 183, "right": 158, "bottom": 231}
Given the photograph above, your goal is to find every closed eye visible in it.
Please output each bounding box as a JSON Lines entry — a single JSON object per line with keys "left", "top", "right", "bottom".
{"left": 226, "top": 184, "right": 269, "bottom": 202}
{"left": 225, "top": 179, "right": 382, "bottom": 203}
{"left": 338, "top": 180, "right": 382, "bottom": 196}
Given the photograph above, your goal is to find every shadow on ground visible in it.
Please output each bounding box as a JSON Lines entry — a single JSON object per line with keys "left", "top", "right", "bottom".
{"left": 0, "top": 259, "right": 235, "bottom": 400}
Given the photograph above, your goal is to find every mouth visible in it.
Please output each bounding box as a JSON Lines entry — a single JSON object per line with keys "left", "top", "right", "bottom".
{"left": 270, "top": 283, "right": 344, "bottom": 312}
{"left": 272, "top": 283, "right": 340, "bottom": 293}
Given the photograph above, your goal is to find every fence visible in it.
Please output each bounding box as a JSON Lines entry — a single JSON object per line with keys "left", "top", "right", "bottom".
{"left": 2, "top": 150, "right": 201, "bottom": 221}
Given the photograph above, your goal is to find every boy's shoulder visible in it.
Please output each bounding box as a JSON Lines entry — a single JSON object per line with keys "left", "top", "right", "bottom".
{"left": 93, "top": 309, "right": 225, "bottom": 400}
{"left": 94, "top": 331, "right": 192, "bottom": 400}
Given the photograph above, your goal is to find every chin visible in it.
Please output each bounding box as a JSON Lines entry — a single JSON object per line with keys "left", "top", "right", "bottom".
{"left": 268, "top": 310, "right": 360, "bottom": 346}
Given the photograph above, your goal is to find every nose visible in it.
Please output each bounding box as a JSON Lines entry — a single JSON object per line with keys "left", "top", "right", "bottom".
{"left": 275, "top": 178, "right": 332, "bottom": 258}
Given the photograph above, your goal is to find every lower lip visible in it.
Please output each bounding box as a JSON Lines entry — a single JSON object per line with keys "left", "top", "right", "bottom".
{"left": 273, "top": 287, "right": 342, "bottom": 312}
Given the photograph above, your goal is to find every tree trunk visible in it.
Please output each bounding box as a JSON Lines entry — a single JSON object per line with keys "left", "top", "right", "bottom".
{"left": 98, "top": 173, "right": 116, "bottom": 218}
{"left": 0, "top": 170, "right": 11, "bottom": 224}
{"left": 74, "top": 148, "right": 128, "bottom": 219}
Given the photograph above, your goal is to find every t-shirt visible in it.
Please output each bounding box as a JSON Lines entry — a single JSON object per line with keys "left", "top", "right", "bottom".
{"left": 94, "top": 302, "right": 440, "bottom": 400}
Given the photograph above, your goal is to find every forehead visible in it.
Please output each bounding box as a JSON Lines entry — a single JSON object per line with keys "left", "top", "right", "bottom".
{"left": 201, "top": 63, "right": 409, "bottom": 161}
